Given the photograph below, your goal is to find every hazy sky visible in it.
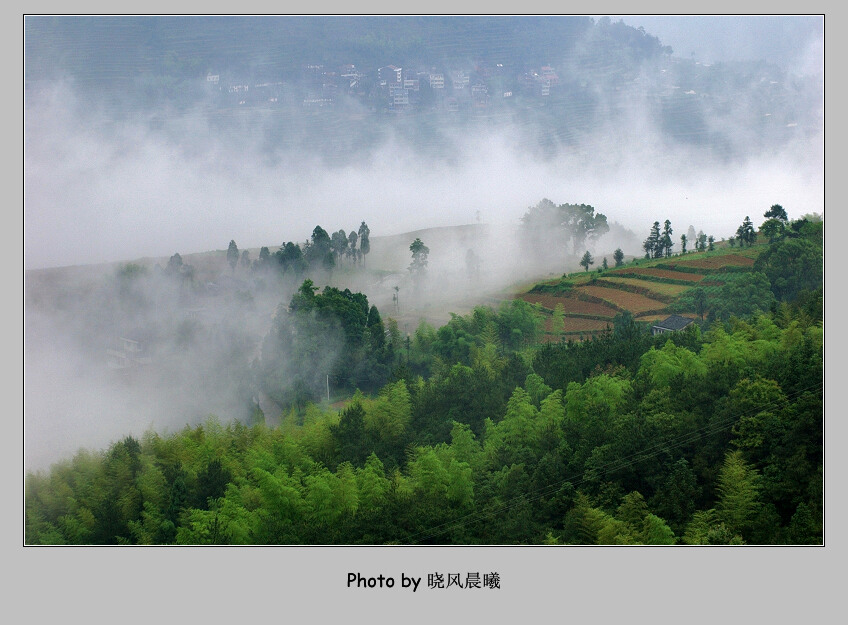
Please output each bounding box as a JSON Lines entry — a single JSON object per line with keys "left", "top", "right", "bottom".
{"left": 608, "top": 15, "right": 823, "bottom": 72}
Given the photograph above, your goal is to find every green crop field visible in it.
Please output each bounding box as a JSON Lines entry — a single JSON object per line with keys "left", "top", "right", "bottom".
{"left": 599, "top": 276, "right": 692, "bottom": 298}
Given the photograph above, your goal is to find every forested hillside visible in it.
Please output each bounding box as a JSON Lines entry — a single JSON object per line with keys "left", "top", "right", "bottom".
{"left": 25, "top": 213, "right": 823, "bottom": 545}
{"left": 25, "top": 16, "right": 819, "bottom": 165}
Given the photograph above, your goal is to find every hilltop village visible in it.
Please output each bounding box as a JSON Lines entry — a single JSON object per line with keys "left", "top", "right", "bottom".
{"left": 206, "top": 54, "right": 705, "bottom": 116}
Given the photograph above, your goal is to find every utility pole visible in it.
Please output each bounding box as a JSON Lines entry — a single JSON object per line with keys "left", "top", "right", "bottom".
{"left": 327, "top": 374, "right": 330, "bottom": 402}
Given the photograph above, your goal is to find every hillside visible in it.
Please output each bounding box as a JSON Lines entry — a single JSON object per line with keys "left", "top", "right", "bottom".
{"left": 25, "top": 16, "right": 820, "bottom": 168}
{"left": 24, "top": 221, "right": 824, "bottom": 546}
{"left": 519, "top": 242, "right": 767, "bottom": 341}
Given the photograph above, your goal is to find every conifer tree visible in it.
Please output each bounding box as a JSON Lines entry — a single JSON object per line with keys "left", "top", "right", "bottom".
{"left": 227, "top": 240, "right": 239, "bottom": 272}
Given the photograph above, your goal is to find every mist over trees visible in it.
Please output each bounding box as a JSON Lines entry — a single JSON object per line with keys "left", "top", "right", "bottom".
{"left": 24, "top": 202, "right": 823, "bottom": 545}
{"left": 23, "top": 16, "right": 823, "bottom": 550}
{"left": 521, "top": 199, "right": 610, "bottom": 263}
{"left": 24, "top": 15, "right": 821, "bottom": 172}
{"left": 26, "top": 262, "right": 822, "bottom": 544}
{"left": 259, "top": 279, "right": 393, "bottom": 409}
{"left": 24, "top": 15, "right": 822, "bottom": 272}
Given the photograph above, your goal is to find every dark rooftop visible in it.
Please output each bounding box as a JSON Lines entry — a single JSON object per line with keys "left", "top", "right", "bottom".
{"left": 653, "top": 315, "right": 695, "bottom": 331}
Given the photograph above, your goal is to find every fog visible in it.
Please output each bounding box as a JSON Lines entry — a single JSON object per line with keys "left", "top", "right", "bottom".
{"left": 23, "top": 16, "right": 824, "bottom": 471}
{"left": 25, "top": 84, "right": 822, "bottom": 272}
{"left": 609, "top": 15, "right": 824, "bottom": 72}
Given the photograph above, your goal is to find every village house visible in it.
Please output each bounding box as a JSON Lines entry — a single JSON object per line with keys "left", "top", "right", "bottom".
{"left": 651, "top": 315, "right": 695, "bottom": 336}
{"left": 429, "top": 72, "right": 444, "bottom": 89}
{"left": 106, "top": 337, "right": 152, "bottom": 370}
{"left": 378, "top": 65, "right": 402, "bottom": 85}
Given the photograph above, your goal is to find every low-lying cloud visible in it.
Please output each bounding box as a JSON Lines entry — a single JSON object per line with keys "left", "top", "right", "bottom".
{"left": 25, "top": 69, "right": 822, "bottom": 271}
{"left": 23, "top": 22, "right": 823, "bottom": 471}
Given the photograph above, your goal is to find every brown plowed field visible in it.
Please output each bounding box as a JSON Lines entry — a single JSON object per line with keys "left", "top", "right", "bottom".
{"left": 578, "top": 285, "right": 667, "bottom": 313}
{"left": 600, "top": 277, "right": 690, "bottom": 297}
{"left": 608, "top": 267, "right": 704, "bottom": 282}
{"left": 675, "top": 254, "right": 756, "bottom": 269}
{"left": 637, "top": 314, "right": 676, "bottom": 322}
{"left": 545, "top": 316, "right": 612, "bottom": 333}
{"left": 518, "top": 293, "right": 619, "bottom": 318}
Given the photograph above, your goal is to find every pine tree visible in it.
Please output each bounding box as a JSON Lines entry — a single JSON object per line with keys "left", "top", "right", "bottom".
{"left": 358, "top": 221, "right": 371, "bottom": 264}
{"left": 644, "top": 221, "right": 661, "bottom": 258}
{"left": 736, "top": 216, "right": 756, "bottom": 247}
{"left": 613, "top": 248, "right": 625, "bottom": 267}
{"left": 661, "top": 220, "right": 673, "bottom": 257}
{"left": 227, "top": 240, "right": 239, "bottom": 272}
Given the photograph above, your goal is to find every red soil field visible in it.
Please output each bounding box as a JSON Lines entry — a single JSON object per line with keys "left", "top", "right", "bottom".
{"left": 519, "top": 293, "right": 619, "bottom": 318}
{"left": 544, "top": 316, "right": 612, "bottom": 332}
{"left": 577, "top": 285, "right": 667, "bottom": 314}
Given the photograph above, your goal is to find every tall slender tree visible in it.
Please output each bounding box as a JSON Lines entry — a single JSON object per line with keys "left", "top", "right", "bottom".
{"left": 736, "top": 216, "right": 756, "bottom": 247}
{"left": 661, "top": 220, "right": 674, "bottom": 258}
{"left": 358, "top": 222, "right": 371, "bottom": 265}
{"left": 644, "top": 221, "right": 661, "bottom": 259}
{"left": 687, "top": 225, "right": 697, "bottom": 244}
{"left": 227, "top": 240, "right": 239, "bottom": 272}
{"left": 331, "top": 229, "right": 349, "bottom": 263}
{"left": 347, "top": 231, "right": 358, "bottom": 263}
{"left": 409, "top": 238, "right": 429, "bottom": 280}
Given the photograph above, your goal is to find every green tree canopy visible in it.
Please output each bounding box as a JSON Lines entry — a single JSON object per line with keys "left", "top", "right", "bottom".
{"left": 409, "top": 238, "right": 430, "bottom": 281}
{"left": 764, "top": 204, "right": 788, "bottom": 222}
{"left": 754, "top": 238, "right": 822, "bottom": 301}
{"left": 613, "top": 248, "right": 625, "bottom": 266}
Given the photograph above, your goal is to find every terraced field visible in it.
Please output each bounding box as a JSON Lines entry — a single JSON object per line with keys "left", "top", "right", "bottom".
{"left": 516, "top": 246, "right": 769, "bottom": 341}
{"left": 577, "top": 284, "right": 668, "bottom": 314}
{"left": 637, "top": 313, "right": 678, "bottom": 323}
{"left": 607, "top": 266, "right": 705, "bottom": 282}
{"left": 599, "top": 276, "right": 691, "bottom": 298}
{"left": 518, "top": 293, "right": 619, "bottom": 318}
{"left": 544, "top": 316, "right": 612, "bottom": 333}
